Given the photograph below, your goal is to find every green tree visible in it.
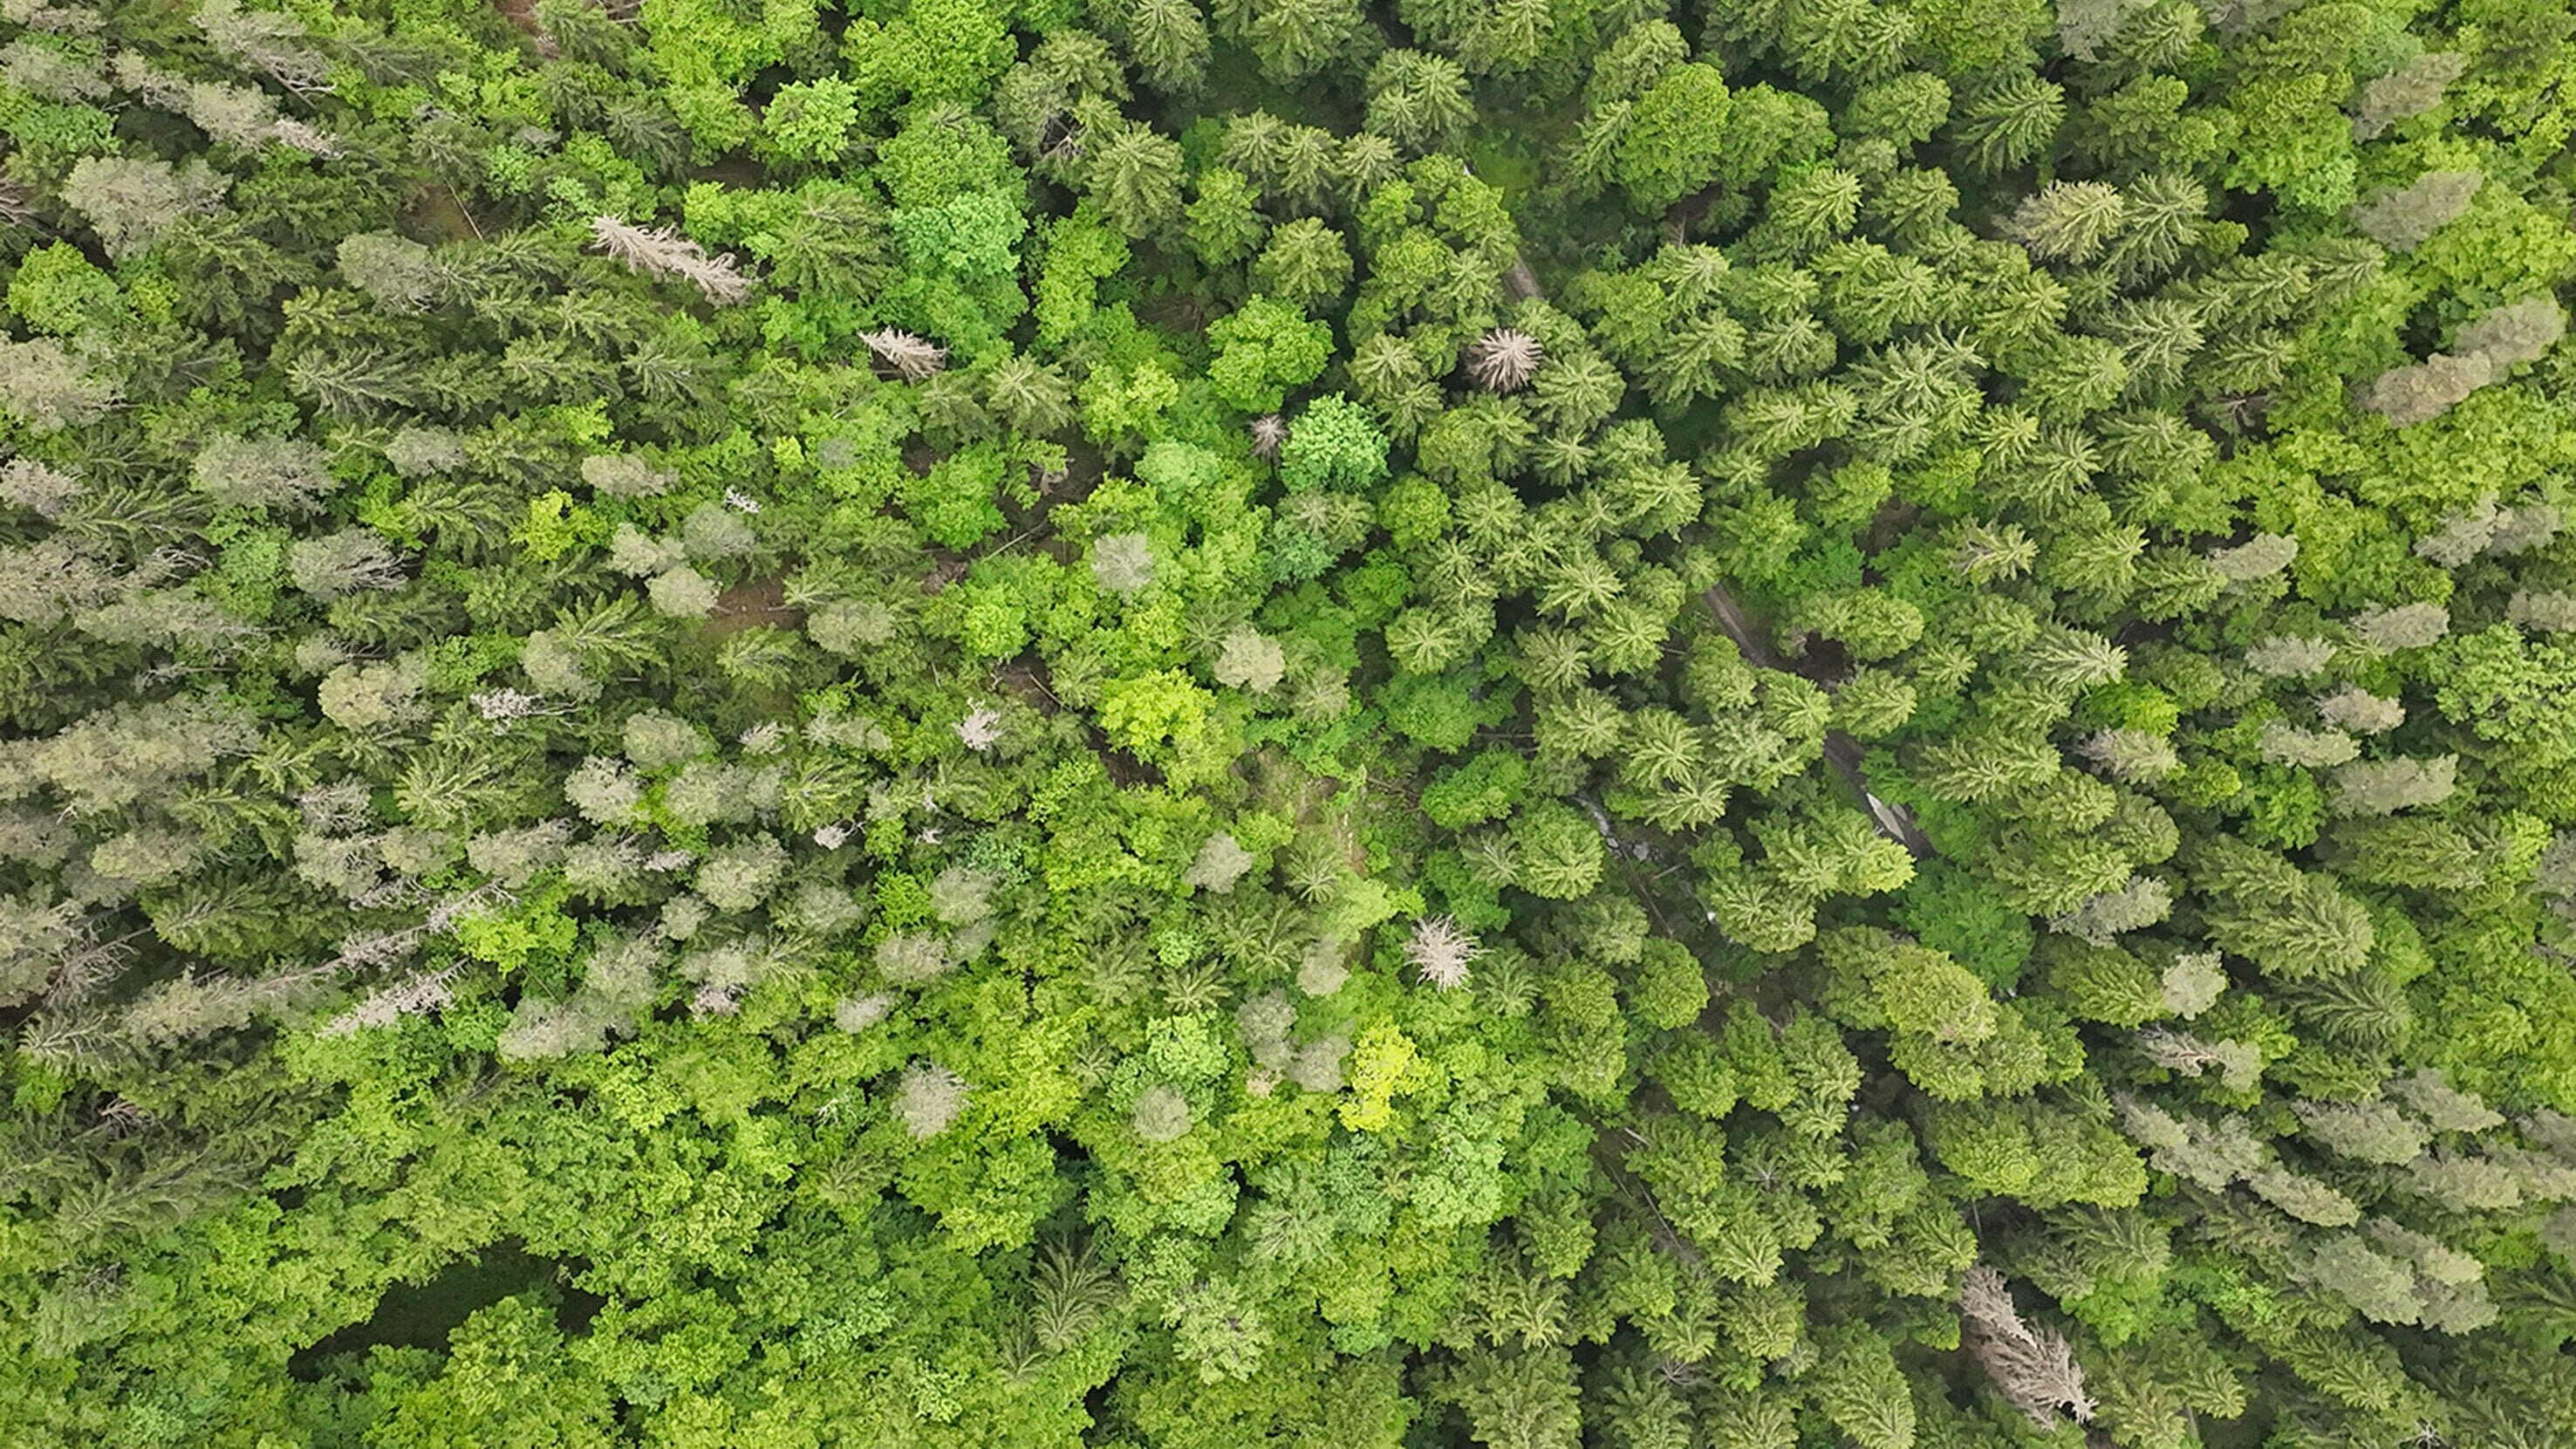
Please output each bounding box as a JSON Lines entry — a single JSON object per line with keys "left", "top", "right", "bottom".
{"left": 1616, "top": 64, "right": 1731, "bottom": 210}
{"left": 1365, "top": 49, "right": 1477, "bottom": 154}
{"left": 1206, "top": 297, "right": 1332, "bottom": 414}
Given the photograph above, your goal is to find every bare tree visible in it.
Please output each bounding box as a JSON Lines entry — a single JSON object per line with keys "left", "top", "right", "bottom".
{"left": 1958, "top": 1265, "right": 2097, "bottom": 1430}
{"left": 589, "top": 215, "right": 752, "bottom": 304}
{"left": 862, "top": 328, "right": 949, "bottom": 382}
{"left": 195, "top": 0, "right": 333, "bottom": 94}
{"left": 318, "top": 966, "right": 464, "bottom": 1037}
{"left": 1466, "top": 327, "right": 1544, "bottom": 393}
{"left": 1404, "top": 915, "right": 1481, "bottom": 990}
{"left": 955, "top": 702, "right": 1003, "bottom": 752}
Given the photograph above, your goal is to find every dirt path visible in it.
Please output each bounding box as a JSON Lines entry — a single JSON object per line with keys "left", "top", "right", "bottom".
{"left": 1703, "top": 582, "right": 1933, "bottom": 858}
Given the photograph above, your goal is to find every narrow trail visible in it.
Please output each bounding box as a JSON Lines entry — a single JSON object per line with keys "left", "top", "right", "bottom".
{"left": 1498, "top": 247, "right": 1932, "bottom": 860}
{"left": 1703, "top": 580, "right": 1933, "bottom": 859}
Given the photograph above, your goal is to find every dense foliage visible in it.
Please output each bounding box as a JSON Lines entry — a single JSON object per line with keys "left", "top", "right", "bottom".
{"left": 4, "top": 0, "right": 2576, "bottom": 1443}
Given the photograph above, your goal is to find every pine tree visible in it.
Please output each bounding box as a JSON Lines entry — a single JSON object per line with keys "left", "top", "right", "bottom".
{"left": 1240, "top": 0, "right": 1367, "bottom": 85}
{"left": 1954, "top": 74, "right": 2065, "bottom": 174}
{"left": 1080, "top": 119, "right": 1186, "bottom": 238}
{"left": 1252, "top": 218, "right": 1354, "bottom": 308}
{"left": 1364, "top": 48, "right": 1475, "bottom": 154}
{"left": 1117, "top": 0, "right": 1211, "bottom": 93}
{"left": 2006, "top": 181, "right": 2128, "bottom": 263}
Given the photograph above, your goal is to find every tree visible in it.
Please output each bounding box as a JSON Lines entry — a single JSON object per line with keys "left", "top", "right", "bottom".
{"left": 1960, "top": 1265, "right": 2098, "bottom": 1429}
{"left": 864, "top": 328, "right": 950, "bottom": 380}
{"left": 1508, "top": 802, "right": 1606, "bottom": 899}
{"left": 0, "top": 338, "right": 119, "bottom": 434}
{"left": 2352, "top": 170, "right": 2482, "bottom": 251}
{"left": 1134, "top": 1083, "right": 1193, "bottom": 1140}
{"left": 2330, "top": 757, "right": 2457, "bottom": 816}
{"left": 1237, "top": 0, "right": 1368, "bottom": 85}
{"left": 1213, "top": 626, "right": 1287, "bottom": 693}
{"left": 336, "top": 231, "right": 439, "bottom": 311}
{"left": 1452, "top": 1348, "right": 1581, "bottom": 1449}
{"left": 589, "top": 215, "right": 753, "bottom": 304}
{"left": 286, "top": 529, "right": 406, "bottom": 598}
{"left": 60, "top": 156, "right": 229, "bottom": 257}
{"left": 1280, "top": 393, "right": 1390, "bottom": 492}
{"left": 1364, "top": 49, "right": 1475, "bottom": 154}
{"left": 1187, "top": 167, "right": 1269, "bottom": 267}
{"left": 2362, "top": 297, "right": 2566, "bottom": 425}
{"left": 1466, "top": 328, "right": 1544, "bottom": 393}
{"left": 1615, "top": 64, "right": 1730, "bottom": 209}
{"left": 1081, "top": 118, "right": 1187, "bottom": 239}
{"left": 1405, "top": 914, "right": 1481, "bottom": 988}
{"left": 1206, "top": 297, "right": 1331, "bottom": 414}
{"left": 1953, "top": 73, "right": 2065, "bottom": 174}
{"left": 1116, "top": 0, "right": 1213, "bottom": 93}
{"left": 2005, "top": 181, "right": 2126, "bottom": 263}
{"left": 1808, "top": 1326, "right": 1918, "bottom": 1449}
{"left": 2197, "top": 859, "right": 2375, "bottom": 981}
{"left": 193, "top": 434, "right": 336, "bottom": 512}
{"left": 1252, "top": 218, "right": 1355, "bottom": 309}
{"left": 896, "top": 1063, "right": 973, "bottom": 1138}
{"left": 2351, "top": 50, "right": 2467, "bottom": 139}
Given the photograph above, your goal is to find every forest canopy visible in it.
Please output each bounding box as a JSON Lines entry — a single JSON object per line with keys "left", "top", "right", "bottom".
{"left": 3, "top": 0, "right": 2576, "bottom": 1444}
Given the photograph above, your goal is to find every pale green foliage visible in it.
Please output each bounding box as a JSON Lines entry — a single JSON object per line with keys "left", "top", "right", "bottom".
{"left": 646, "top": 566, "right": 721, "bottom": 618}
{"left": 2160, "top": 953, "right": 2227, "bottom": 1018}
{"left": 696, "top": 836, "right": 789, "bottom": 911}
{"left": 2315, "top": 685, "right": 2405, "bottom": 734}
{"left": 1213, "top": 626, "right": 1287, "bottom": 694}
{"left": 335, "top": 231, "right": 438, "bottom": 311}
{"left": 2330, "top": 756, "right": 2456, "bottom": 815}
{"left": 896, "top": 1062, "right": 971, "bottom": 1138}
{"left": 2351, "top": 170, "right": 2480, "bottom": 251}
{"left": 1133, "top": 1083, "right": 1192, "bottom": 1141}
{"left": 1182, "top": 831, "right": 1254, "bottom": 892}
{"left": 317, "top": 657, "right": 427, "bottom": 732}
{"left": 59, "top": 154, "right": 227, "bottom": 256}
{"left": 2296, "top": 1099, "right": 2428, "bottom": 1165}
{"left": 193, "top": 434, "right": 335, "bottom": 512}
{"left": 286, "top": 529, "right": 403, "bottom": 598}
